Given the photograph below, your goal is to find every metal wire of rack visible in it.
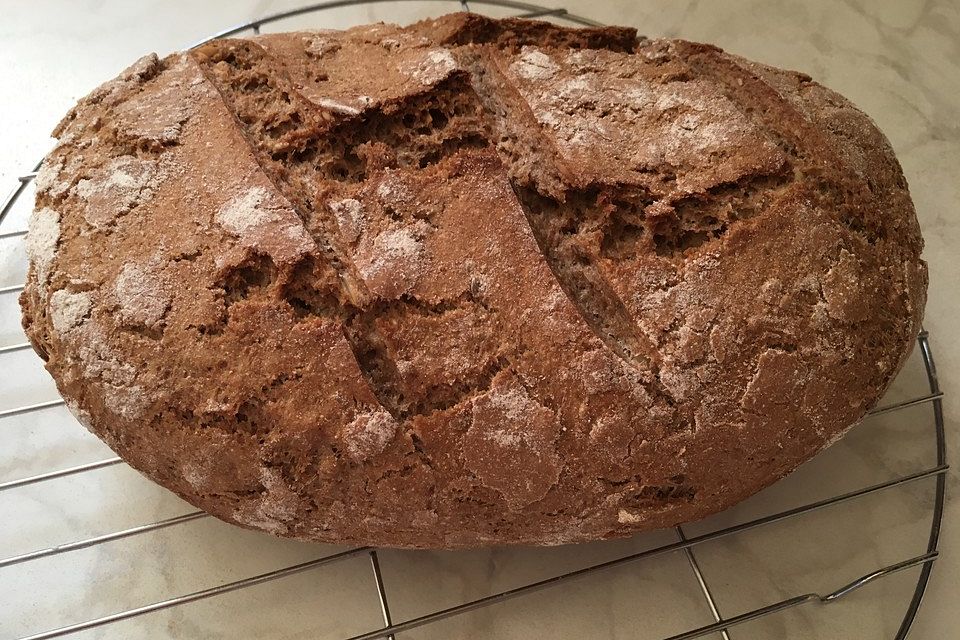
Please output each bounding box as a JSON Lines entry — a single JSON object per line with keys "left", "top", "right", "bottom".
{"left": 0, "top": 2, "right": 949, "bottom": 639}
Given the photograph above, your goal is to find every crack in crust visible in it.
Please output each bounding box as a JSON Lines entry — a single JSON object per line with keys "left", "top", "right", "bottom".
{"left": 193, "top": 39, "right": 504, "bottom": 421}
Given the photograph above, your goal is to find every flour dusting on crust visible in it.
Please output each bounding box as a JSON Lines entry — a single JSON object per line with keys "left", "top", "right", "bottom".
{"left": 64, "top": 398, "right": 95, "bottom": 432}
{"left": 463, "top": 376, "right": 562, "bottom": 510}
{"left": 114, "top": 262, "right": 172, "bottom": 329}
{"left": 26, "top": 207, "right": 61, "bottom": 292}
{"left": 216, "top": 186, "right": 315, "bottom": 262}
{"left": 341, "top": 409, "right": 399, "bottom": 462}
{"left": 329, "top": 198, "right": 366, "bottom": 243}
{"left": 405, "top": 48, "right": 458, "bottom": 85}
{"left": 353, "top": 221, "right": 430, "bottom": 298}
{"left": 49, "top": 290, "right": 93, "bottom": 335}
{"left": 35, "top": 156, "right": 71, "bottom": 198}
{"left": 102, "top": 383, "right": 151, "bottom": 419}
{"left": 316, "top": 98, "right": 361, "bottom": 115}
{"left": 75, "top": 155, "right": 160, "bottom": 228}
{"left": 68, "top": 320, "right": 153, "bottom": 419}
{"left": 510, "top": 47, "right": 560, "bottom": 80}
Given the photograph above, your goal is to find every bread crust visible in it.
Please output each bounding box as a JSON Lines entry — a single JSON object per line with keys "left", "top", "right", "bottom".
{"left": 21, "top": 14, "right": 926, "bottom": 547}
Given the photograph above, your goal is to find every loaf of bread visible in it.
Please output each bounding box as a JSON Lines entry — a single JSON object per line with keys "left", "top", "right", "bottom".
{"left": 21, "top": 13, "right": 926, "bottom": 547}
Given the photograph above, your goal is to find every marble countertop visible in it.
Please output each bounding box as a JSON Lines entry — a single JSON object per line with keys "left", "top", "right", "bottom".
{"left": 1, "top": 1, "right": 957, "bottom": 638}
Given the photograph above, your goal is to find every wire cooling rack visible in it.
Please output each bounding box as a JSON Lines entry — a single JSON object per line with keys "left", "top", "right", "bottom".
{"left": 0, "top": 2, "right": 949, "bottom": 639}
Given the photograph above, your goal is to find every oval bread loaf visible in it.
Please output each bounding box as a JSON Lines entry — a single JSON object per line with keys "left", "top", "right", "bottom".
{"left": 21, "top": 13, "right": 926, "bottom": 547}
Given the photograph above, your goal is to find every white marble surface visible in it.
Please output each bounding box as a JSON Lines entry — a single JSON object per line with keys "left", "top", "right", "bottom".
{"left": 1, "top": 1, "right": 957, "bottom": 638}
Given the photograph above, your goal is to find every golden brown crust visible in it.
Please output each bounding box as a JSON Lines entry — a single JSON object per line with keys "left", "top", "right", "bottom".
{"left": 21, "top": 14, "right": 926, "bottom": 548}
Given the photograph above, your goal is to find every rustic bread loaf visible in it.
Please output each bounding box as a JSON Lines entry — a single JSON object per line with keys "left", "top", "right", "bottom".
{"left": 21, "top": 13, "right": 926, "bottom": 548}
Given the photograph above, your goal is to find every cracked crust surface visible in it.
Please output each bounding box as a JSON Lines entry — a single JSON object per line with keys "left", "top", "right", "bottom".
{"left": 20, "top": 14, "right": 926, "bottom": 548}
